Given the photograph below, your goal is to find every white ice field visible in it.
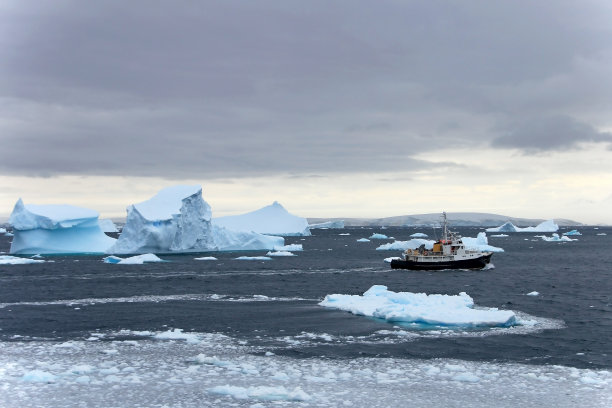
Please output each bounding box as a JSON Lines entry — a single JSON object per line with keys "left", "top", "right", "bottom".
{"left": 2, "top": 327, "right": 610, "bottom": 408}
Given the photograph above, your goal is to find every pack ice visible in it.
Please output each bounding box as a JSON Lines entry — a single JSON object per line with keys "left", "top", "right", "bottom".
{"left": 8, "top": 199, "right": 116, "bottom": 254}
{"left": 486, "top": 220, "right": 559, "bottom": 233}
{"left": 213, "top": 201, "right": 310, "bottom": 236}
{"left": 108, "top": 185, "right": 284, "bottom": 254}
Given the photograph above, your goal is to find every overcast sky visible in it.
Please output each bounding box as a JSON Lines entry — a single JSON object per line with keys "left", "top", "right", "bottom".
{"left": 1, "top": 0, "right": 612, "bottom": 223}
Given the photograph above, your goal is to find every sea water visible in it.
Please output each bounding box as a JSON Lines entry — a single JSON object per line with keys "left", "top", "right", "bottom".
{"left": 0, "top": 227, "right": 610, "bottom": 407}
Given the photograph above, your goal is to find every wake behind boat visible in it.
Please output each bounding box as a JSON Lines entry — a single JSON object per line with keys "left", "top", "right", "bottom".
{"left": 390, "top": 212, "right": 493, "bottom": 270}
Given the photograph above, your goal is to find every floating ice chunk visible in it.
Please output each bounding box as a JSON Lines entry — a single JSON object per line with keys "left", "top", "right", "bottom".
{"left": 214, "top": 201, "right": 311, "bottom": 236}
{"left": 8, "top": 199, "right": 116, "bottom": 254}
{"left": 309, "top": 220, "right": 345, "bottom": 229}
{"left": 154, "top": 328, "right": 200, "bottom": 343}
{"left": 490, "top": 234, "right": 509, "bottom": 237}
{"left": 274, "top": 244, "right": 303, "bottom": 251}
{"left": 526, "top": 291, "right": 539, "bottom": 296}
{"left": 596, "top": 233, "right": 607, "bottom": 236}
{"left": 536, "top": 233, "right": 576, "bottom": 242}
{"left": 384, "top": 257, "right": 401, "bottom": 263}
{"left": 209, "top": 385, "right": 311, "bottom": 401}
{"left": 410, "top": 232, "right": 428, "bottom": 238}
{"left": 563, "top": 230, "right": 582, "bottom": 236}
{"left": 266, "top": 251, "right": 296, "bottom": 257}
{"left": 108, "top": 185, "right": 283, "bottom": 254}
{"left": 103, "top": 254, "right": 164, "bottom": 264}
{"left": 369, "top": 233, "right": 389, "bottom": 239}
{"left": 21, "top": 370, "right": 56, "bottom": 383}
{"left": 486, "top": 220, "right": 559, "bottom": 233}
{"left": 376, "top": 239, "right": 434, "bottom": 251}
{"left": 235, "top": 256, "right": 272, "bottom": 261}
{"left": 320, "top": 285, "right": 516, "bottom": 328}
{"left": 357, "top": 238, "right": 371, "bottom": 242}
{"left": 194, "top": 256, "right": 218, "bottom": 261}
{"left": 0, "top": 255, "right": 45, "bottom": 264}
{"left": 0, "top": 227, "right": 6, "bottom": 234}
{"left": 461, "top": 232, "right": 504, "bottom": 252}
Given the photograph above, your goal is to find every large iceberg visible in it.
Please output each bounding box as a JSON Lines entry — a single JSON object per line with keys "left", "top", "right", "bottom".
{"left": 486, "top": 220, "right": 559, "bottom": 233}
{"left": 320, "top": 285, "right": 516, "bottom": 328}
{"left": 8, "top": 199, "right": 116, "bottom": 254}
{"left": 108, "top": 185, "right": 283, "bottom": 254}
{"left": 213, "top": 201, "right": 310, "bottom": 236}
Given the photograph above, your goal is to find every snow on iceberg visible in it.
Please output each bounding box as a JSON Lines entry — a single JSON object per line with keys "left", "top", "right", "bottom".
{"left": 108, "top": 185, "right": 283, "bottom": 254}
{"left": 8, "top": 199, "right": 116, "bottom": 255}
{"left": 213, "top": 201, "right": 310, "bottom": 236}
{"left": 266, "top": 251, "right": 296, "bottom": 257}
{"left": 410, "top": 232, "right": 428, "bottom": 238}
{"left": 319, "top": 285, "right": 516, "bottom": 328}
{"left": 103, "top": 254, "right": 164, "bottom": 264}
{"left": 486, "top": 220, "right": 559, "bottom": 233}
{"left": 461, "top": 232, "right": 504, "bottom": 252}
{"left": 308, "top": 220, "right": 345, "bottom": 229}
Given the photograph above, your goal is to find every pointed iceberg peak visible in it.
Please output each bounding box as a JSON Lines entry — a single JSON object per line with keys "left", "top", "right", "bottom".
{"left": 213, "top": 201, "right": 310, "bottom": 236}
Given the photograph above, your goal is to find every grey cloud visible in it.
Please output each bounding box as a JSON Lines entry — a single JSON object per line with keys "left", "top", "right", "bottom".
{"left": 1, "top": 0, "right": 611, "bottom": 179}
{"left": 492, "top": 115, "right": 612, "bottom": 152}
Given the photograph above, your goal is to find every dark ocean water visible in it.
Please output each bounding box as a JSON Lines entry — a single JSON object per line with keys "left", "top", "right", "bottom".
{"left": 1, "top": 226, "right": 610, "bottom": 370}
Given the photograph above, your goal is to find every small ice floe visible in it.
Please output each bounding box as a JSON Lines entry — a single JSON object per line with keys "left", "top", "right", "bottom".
{"left": 526, "top": 291, "right": 539, "bottom": 296}
{"left": 0, "top": 255, "right": 45, "bottom": 265}
{"left": 266, "top": 251, "right": 296, "bottom": 257}
{"left": 103, "top": 254, "right": 164, "bottom": 264}
{"left": 536, "top": 233, "right": 576, "bottom": 242}
{"left": 21, "top": 370, "right": 57, "bottom": 383}
{"left": 596, "top": 233, "right": 607, "bottom": 236}
{"left": 194, "top": 256, "right": 218, "bottom": 261}
{"left": 490, "top": 234, "right": 509, "bottom": 237}
{"left": 357, "top": 238, "right": 371, "bottom": 242}
{"left": 369, "top": 233, "right": 389, "bottom": 239}
{"left": 320, "top": 285, "right": 516, "bottom": 328}
{"left": 273, "top": 244, "right": 303, "bottom": 251}
{"left": 563, "top": 230, "right": 582, "bottom": 236}
{"left": 338, "top": 233, "right": 351, "bottom": 236}
{"left": 235, "top": 256, "right": 272, "bottom": 261}
{"left": 410, "top": 232, "right": 428, "bottom": 238}
{"left": 154, "top": 328, "right": 200, "bottom": 343}
{"left": 384, "top": 257, "right": 401, "bottom": 263}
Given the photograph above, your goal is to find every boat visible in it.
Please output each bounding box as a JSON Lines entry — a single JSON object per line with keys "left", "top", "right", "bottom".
{"left": 390, "top": 212, "right": 492, "bottom": 270}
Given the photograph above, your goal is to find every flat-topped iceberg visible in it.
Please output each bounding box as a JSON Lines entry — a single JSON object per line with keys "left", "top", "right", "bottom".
{"left": 213, "top": 201, "right": 310, "bottom": 236}
{"left": 320, "top": 285, "right": 516, "bottom": 328}
{"left": 308, "top": 220, "right": 345, "bottom": 229}
{"left": 108, "top": 185, "right": 283, "bottom": 254}
{"left": 486, "top": 220, "right": 559, "bottom": 233}
{"left": 8, "top": 199, "right": 116, "bottom": 254}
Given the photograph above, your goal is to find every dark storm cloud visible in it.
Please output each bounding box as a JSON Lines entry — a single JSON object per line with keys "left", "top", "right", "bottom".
{"left": 492, "top": 115, "right": 612, "bottom": 153}
{"left": 1, "top": 0, "right": 611, "bottom": 178}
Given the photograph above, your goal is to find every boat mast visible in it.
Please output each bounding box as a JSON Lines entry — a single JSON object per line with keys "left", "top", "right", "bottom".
{"left": 442, "top": 212, "right": 448, "bottom": 241}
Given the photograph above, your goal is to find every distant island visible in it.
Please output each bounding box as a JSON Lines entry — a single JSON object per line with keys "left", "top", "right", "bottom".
{"left": 307, "top": 212, "right": 583, "bottom": 227}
